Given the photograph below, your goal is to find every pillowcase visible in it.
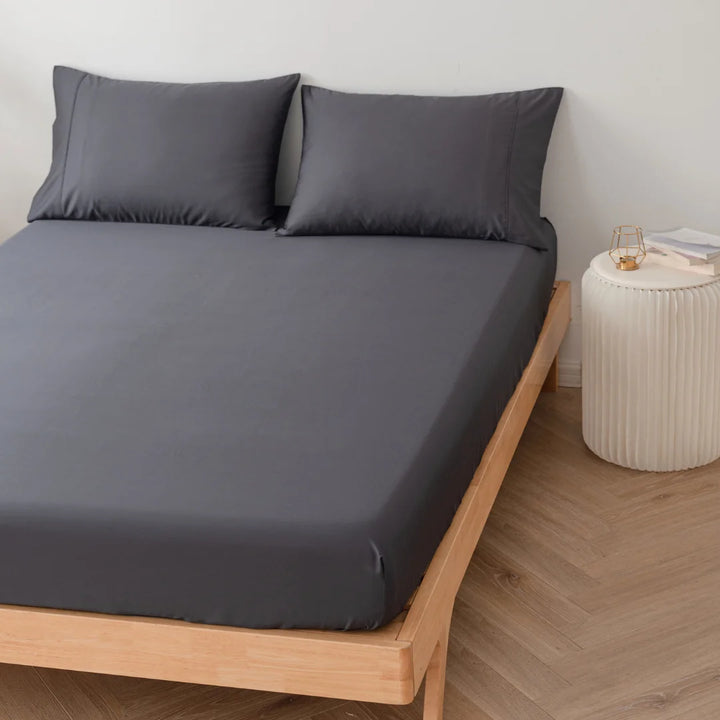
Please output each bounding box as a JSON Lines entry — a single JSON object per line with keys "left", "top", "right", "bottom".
{"left": 29, "top": 66, "right": 300, "bottom": 229}
{"left": 281, "top": 85, "right": 563, "bottom": 250}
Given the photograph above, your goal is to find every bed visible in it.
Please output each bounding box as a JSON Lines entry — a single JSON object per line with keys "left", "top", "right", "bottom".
{"left": 0, "top": 217, "right": 570, "bottom": 719}
{"left": 1, "top": 68, "right": 568, "bottom": 719}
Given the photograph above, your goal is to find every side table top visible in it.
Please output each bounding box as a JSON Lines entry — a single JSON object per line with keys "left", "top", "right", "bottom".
{"left": 589, "top": 252, "right": 720, "bottom": 290}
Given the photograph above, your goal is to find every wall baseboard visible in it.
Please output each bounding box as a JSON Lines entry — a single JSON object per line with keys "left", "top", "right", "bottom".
{"left": 559, "top": 361, "right": 581, "bottom": 388}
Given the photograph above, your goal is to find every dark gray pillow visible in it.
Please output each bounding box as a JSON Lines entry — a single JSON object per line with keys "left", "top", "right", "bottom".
{"left": 29, "top": 66, "right": 300, "bottom": 229}
{"left": 281, "top": 85, "right": 563, "bottom": 250}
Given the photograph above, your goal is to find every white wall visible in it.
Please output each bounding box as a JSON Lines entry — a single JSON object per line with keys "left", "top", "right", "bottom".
{"left": 2, "top": 0, "right": 719, "bottom": 379}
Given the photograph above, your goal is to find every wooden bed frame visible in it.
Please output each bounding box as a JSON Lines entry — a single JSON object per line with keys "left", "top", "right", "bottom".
{"left": 0, "top": 281, "right": 570, "bottom": 720}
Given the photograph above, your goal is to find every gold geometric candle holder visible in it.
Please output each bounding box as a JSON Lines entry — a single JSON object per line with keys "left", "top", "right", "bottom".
{"left": 609, "top": 225, "right": 646, "bottom": 271}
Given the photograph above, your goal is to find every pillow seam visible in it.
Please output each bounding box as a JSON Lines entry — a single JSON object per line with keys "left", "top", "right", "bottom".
{"left": 280, "top": 86, "right": 309, "bottom": 234}
{"left": 503, "top": 94, "right": 520, "bottom": 240}
{"left": 59, "top": 72, "right": 89, "bottom": 212}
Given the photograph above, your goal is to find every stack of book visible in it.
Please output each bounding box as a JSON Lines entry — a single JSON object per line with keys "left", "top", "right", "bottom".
{"left": 645, "top": 228, "right": 720, "bottom": 276}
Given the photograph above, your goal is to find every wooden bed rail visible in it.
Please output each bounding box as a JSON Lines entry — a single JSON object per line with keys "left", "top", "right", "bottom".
{"left": 398, "top": 283, "right": 570, "bottom": 690}
{"left": 399, "top": 280, "right": 571, "bottom": 711}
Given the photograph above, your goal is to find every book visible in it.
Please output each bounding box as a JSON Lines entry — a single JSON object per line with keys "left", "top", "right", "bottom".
{"left": 645, "top": 227, "right": 720, "bottom": 261}
{"left": 646, "top": 237, "right": 720, "bottom": 261}
{"left": 646, "top": 247, "right": 720, "bottom": 276}
{"left": 648, "top": 227, "right": 720, "bottom": 248}
{"left": 644, "top": 245, "right": 704, "bottom": 266}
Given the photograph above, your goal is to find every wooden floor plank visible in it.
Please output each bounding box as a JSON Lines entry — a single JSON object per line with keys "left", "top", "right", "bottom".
{"left": 576, "top": 666, "right": 720, "bottom": 720}
{"left": 547, "top": 618, "right": 720, "bottom": 718}
{"left": 1, "top": 389, "right": 719, "bottom": 720}
{"left": 456, "top": 558, "right": 582, "bottom": 665}
{"left": 33, "top": 668, "right": 123, "bottom": 720}
{"left": 470, "top": 543, "right": 591, "bottom": 631}
{"left": 0, "top": 665, "right": 71, "bottom": 720}
{"left": 569, "top": 542, "right": 719, "bottom": 613}
{"left": 584, "top": 513, "right": 719, "bottom": 579}
{"left": 481, "top": 520, "right": 600, "bottom": 599}
{"left": 446, "top": 644, "right": 554, "bottom": 720}
{"left": 450, "top": 597, "right": 570, "bottom": 702}
{"left": 569, "top": 568, "right": 720, "bottom": 648}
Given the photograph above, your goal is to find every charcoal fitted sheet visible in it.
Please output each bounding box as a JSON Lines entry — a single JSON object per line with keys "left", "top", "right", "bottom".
{"left": 0, "top": 219, "right": 555, "bottom": 630}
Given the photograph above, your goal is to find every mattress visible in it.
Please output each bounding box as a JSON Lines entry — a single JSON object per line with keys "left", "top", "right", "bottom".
{"left": 0, "top": 219, "right": 555, "bottom": 630}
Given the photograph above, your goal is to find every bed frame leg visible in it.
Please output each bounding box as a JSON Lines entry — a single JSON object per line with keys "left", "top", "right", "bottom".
{"left": 542, "top": 353, "right": 559, "bottom": 392}
{"left": 423, "top": 624, "right": 450, "bottom": 720}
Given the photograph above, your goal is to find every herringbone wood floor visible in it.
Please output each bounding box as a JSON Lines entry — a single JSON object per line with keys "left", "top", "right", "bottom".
{"left": 2, "top": 388, "right": 719, "bottom": 719}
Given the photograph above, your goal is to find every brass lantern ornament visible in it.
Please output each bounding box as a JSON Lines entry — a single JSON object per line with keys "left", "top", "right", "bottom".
{"left": 609, "top": 225, "right": 646, "bottom": 271}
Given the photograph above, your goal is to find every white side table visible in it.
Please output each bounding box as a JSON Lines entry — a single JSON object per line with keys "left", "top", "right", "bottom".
{"left": 582, "top": 253, "right": 720, "bottom": 471}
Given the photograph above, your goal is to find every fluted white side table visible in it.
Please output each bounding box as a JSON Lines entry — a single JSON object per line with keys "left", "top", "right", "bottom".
{"left": 582, "top": 252, "right": 720, "bottom": 471}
